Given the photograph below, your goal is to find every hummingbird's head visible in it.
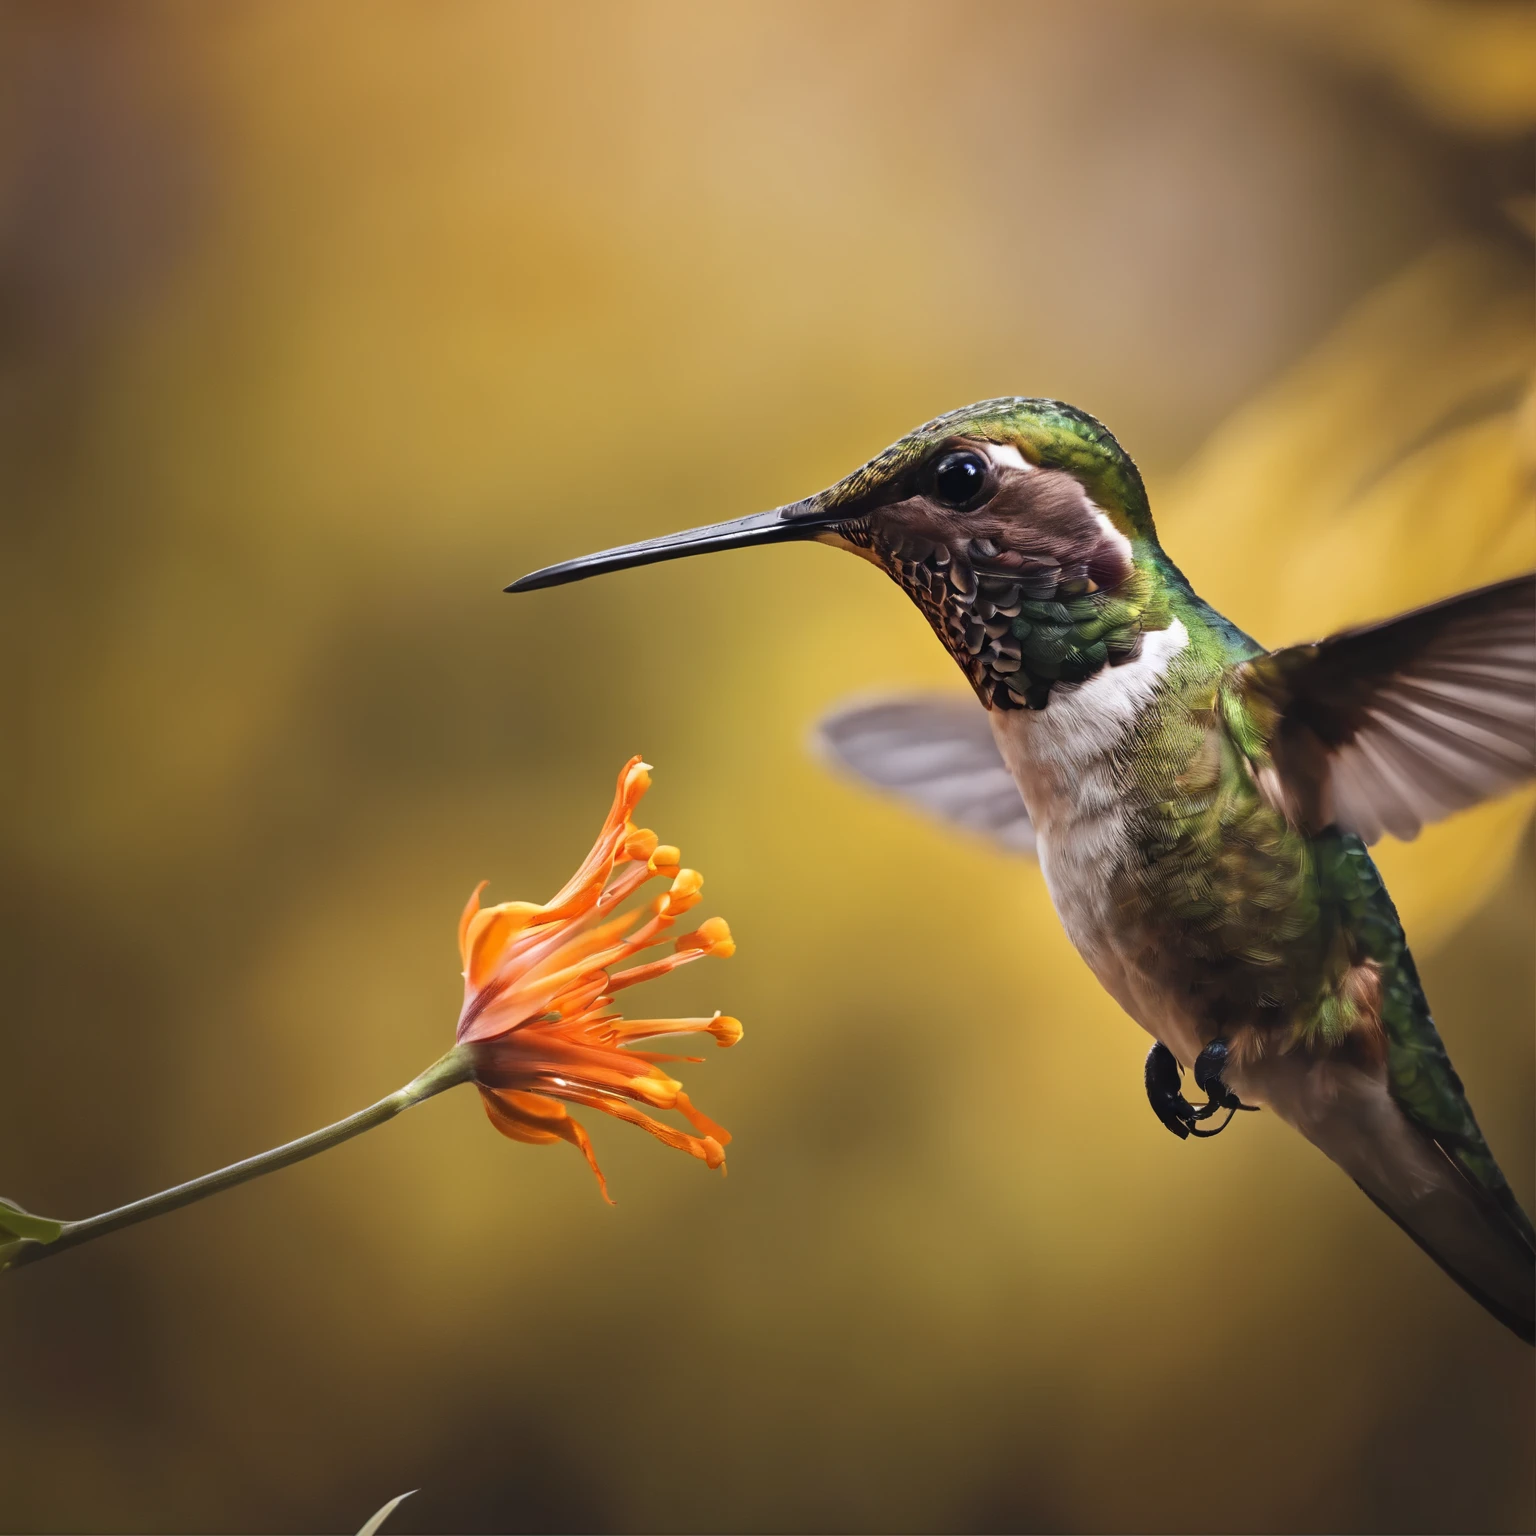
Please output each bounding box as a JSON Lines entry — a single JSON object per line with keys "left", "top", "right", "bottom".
{"left": 510, "top": 398, "right": 1172, "bottom": 710}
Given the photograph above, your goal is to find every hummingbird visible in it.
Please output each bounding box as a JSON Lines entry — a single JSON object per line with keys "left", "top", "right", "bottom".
{"left": 509, "top": 397, "right": 1536, "bottom": 1343}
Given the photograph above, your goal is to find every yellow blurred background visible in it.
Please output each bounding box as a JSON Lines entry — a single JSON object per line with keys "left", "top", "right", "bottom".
{"left": 0, "top": 3, "right": 1531, "bottom": 1531}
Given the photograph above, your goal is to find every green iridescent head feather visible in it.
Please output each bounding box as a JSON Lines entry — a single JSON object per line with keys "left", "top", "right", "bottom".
{"left": 811, "top": 396, "right": 1157, "bottom": 542}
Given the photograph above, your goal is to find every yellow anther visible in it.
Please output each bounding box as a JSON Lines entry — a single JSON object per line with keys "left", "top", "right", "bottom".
{"left": 624, "top": 827, "right": 659, "bottom": 861}
{"left": 707, "top": 1013, "right": 743, "bottom": 1047}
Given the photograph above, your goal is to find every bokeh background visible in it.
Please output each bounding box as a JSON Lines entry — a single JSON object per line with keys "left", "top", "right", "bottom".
{"left": 1, "top": 3, "right": 1532, "bottom": 1532}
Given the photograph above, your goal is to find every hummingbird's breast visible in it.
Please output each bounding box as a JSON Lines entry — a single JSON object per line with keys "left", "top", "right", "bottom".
{"left": 989, "top": 614, "right": 1275, "bottom": 1066}
{"left": 991, "top": 608, "right": 1344, "bottom": 1069}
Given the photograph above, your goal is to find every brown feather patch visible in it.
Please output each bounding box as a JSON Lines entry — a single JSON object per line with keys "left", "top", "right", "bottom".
{"left": 833, "top": 442, "right": 1165, "bottom": 711}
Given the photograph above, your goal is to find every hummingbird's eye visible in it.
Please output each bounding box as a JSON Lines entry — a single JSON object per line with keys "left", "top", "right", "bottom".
{"left": 931, "top": 449, "right": 990, "bottom": 509}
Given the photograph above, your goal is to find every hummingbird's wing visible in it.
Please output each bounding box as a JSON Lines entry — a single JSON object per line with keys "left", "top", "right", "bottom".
{"left": 814, "top": 693, "right": 1036, "bottom": 855}
{"left": 1234, "top": 573, "right": 1535, "bottom": 844}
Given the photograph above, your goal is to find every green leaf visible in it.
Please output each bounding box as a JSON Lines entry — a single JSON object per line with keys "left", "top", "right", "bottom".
{"left": 0, "top": 1197, "right": 64, "bottom": 1245}
{"left": 356, "top": 1490, "right": 415, "bottom": 1536}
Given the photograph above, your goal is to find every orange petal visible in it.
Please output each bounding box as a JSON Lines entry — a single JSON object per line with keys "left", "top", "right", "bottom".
{"left": 490, "top": 952, "right": 613, "bottom": 1019}
{"left": 465, "top": 901, "right": 545, "bottom": 988}
{"left": 457, "top": 880, "right": 488, "bottom": 969}
{"left": 505, "top": 906, "right": 643, "bottom": 994}
{"left": 564, "top": 1090, "right": 727, "bottom": 1171}
{"left": 480, "top": 1088, "right": 614, "bottom": 1203}
{"left": 541, "top": 759, "right": 652, "bottom": 918}
{"left": 480, "top": 1086, "right": 566, "bottom": 1144}
{"left": 674, "top": 1089, "right": 731, "bottom": 1146}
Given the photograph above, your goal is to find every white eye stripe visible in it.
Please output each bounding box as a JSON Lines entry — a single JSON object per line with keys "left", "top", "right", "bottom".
{"left": 983, "top": 443, "right": 1030, "bottom": 472}
{"left": 1086, "top": 503, "right": 1134, "bottom": 565}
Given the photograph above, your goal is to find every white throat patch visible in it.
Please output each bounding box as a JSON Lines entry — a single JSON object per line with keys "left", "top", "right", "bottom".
{"left": 987, "top": 617, "right": 1189, "bottom": 834}
{"left": 984, "top": 616, "right": 1190, "bottom": 1006}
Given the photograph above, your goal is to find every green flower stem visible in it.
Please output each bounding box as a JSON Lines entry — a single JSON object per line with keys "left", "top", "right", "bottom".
{"left": 5, "top": 1044, "right": 477, "bottom": 1270}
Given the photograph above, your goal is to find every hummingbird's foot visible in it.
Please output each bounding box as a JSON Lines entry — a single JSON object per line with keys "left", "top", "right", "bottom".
{"left": 1144, "top": 1039, "right": 1259, "bottom": 1140}
{"left": 1188, "top": 1037, "right": 1260, "bottom": 1136}
{"left": 1144, "top": 1041, "right": 1195, "bottom": 1140}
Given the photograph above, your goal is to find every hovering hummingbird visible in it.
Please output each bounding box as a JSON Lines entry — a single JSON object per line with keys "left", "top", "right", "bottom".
{"left": 510, "top": 397, "right": 1536, "bottom": 1342}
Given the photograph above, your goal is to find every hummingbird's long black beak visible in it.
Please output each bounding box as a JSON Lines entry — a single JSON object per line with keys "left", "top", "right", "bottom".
{"left": 505, "top": 499, "right": 842, "bottom": 593}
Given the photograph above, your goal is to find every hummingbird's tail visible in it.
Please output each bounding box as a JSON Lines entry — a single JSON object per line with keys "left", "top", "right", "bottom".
{"left": 1244, "top": 1053, "right": 1534, "bottom": 1343}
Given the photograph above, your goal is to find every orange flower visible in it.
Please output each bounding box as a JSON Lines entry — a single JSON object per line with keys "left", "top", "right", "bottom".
{"left": 455, "top": 758, "right": 740, "bottom": 1201}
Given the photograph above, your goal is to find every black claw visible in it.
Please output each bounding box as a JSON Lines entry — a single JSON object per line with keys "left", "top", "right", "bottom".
{"left": 1188, "top": 1104, "right": 1241, "bottom": 1137}
{"left": 1144, "top": 1042, "right": 1194, "bottom": 1139}
{"left": 1145, "top": 1037, "right": 1260, "bottom": 1142}
{"left": 1193, "top": 1038, "right": 1242, "bottom": 1110}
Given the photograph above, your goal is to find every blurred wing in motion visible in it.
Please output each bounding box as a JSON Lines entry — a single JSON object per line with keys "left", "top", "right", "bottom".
{"left": 815, "top": 693, "right": 1035, "bottom": 855}
{"left": 1236, "top": 574, "right": 1536, "bottom": 844}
